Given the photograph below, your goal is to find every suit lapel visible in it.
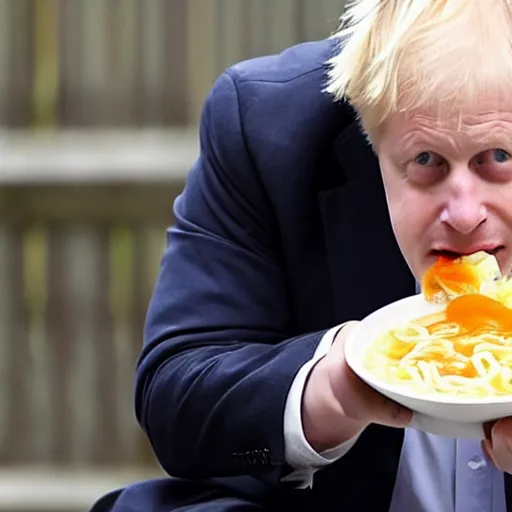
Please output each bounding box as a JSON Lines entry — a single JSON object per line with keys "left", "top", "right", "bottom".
{"left": 318, "top": 122, "right": 415, "bottom": 323}
{"left": 506, "top": 473, "right": 512, "bottom": 510}
{"left": 316, "top": 121, "right": 413, "bottom": 508}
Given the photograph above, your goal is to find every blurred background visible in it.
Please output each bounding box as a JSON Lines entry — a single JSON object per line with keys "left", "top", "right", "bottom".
{"left": 0, "top": 1, "right": 344, "bottom": 510}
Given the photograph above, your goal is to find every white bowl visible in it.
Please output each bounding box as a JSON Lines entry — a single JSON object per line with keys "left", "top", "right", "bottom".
{"left": 344, "top": 293, "right": 512, "bottom": 439}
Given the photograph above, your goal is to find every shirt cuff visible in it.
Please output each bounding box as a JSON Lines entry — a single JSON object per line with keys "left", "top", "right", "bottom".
{"left": 283, "top": 323, "right": 360, "bottom": 478}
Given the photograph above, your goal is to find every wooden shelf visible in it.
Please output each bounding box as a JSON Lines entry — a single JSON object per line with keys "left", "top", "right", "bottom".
{"left": 0, "top": 129, "right": 198, "bottom": 184}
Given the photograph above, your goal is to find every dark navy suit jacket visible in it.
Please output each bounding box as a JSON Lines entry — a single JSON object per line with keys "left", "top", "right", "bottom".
{"left": 118, "top": 38, "right": 512, "bottom": 511}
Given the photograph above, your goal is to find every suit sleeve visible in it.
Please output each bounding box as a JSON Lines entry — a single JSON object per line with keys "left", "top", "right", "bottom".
{"left": 282, "top": 324, "right": 362, "bottom": 488}
{"left": 135, "top": 70, "right": 327, "bottom": 483}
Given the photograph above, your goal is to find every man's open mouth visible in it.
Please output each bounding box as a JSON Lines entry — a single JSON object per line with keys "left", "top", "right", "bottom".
{"left": 432, "top": 246, "right": 504, "bottom": 259}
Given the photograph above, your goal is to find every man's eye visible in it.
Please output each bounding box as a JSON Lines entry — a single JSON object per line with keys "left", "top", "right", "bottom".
{"left": 415, "top": 152, "right": 433, "bottom": 166}
{"left": 475, "top": 149, "right": 512, "bottom": 166}
{"left": 407, "top": 151, "right": 447, "bottom": 186}
{"left": 493, "top": 148, "right": 510, "bottom": 163}
{"left": 415, "top": 151, "right": 442, "bottom": 167}
{"left": 472, "top": 148, "right": 512, "bottom": 183}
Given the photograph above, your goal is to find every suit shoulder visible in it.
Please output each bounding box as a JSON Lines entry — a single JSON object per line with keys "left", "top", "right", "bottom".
{"left": 228, "top": 38, "right": 339, "bottom": 85}
{"left": 218, "top": 38, "right": 353, "bottom": 149}
{"left": 199, "top": 37, "right": 355, "bottom": 193}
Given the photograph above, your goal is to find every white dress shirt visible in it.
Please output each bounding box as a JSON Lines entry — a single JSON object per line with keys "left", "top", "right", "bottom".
{"left": 281, "top": 325, "right": 507, "bottom": 511}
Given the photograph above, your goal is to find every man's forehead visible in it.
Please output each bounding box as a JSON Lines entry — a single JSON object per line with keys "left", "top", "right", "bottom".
{"left": 376, "top": 107, "right": 512, "bottom": 156}
{"left": 390, "top": 108, "right": 512, "bottom": 141}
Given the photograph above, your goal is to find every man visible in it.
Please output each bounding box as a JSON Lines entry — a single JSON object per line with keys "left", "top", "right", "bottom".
{"left": 91, "top": 1, "right": 512, "bottom": 510}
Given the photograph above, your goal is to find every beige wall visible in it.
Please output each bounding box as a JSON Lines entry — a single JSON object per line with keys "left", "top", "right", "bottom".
{"left": 0, "top": 0, "right": 348, "bottom": 476}
{"left": 0, "top": 0, "right": 345, "bottom": 128}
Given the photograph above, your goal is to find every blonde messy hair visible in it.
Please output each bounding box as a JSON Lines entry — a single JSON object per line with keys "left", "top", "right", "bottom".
{"left": 325, "top": 0, "right": 512, "bottom": 139}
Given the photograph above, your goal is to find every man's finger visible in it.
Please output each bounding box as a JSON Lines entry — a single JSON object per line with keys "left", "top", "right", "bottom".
{"left": 342, "top": 366, "right": 412, "bottom": 427}
{"left": 483, "top": 418, "right": 512, "bottom": 472}
{"left": 482, "top": 439, "right": 500, "bottom": 469}
{"left": 483, "top": 421, "right": 495, "bottom": 441}
{"left": 368, "top": 390, "right": 413, "bottom": 428}
{"left": 331, "top": 321, "right": 360, "bottom": 356}
{"left": 335, "top": 320, "right": 412, "bottom": 428}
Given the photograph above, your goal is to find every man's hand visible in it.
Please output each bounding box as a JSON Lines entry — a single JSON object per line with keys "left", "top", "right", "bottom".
{"left": 302, "top": 321, "right": 412, "bottom": 453}
{"left": 483, "top": 419, "right": 512, "bottom": 472}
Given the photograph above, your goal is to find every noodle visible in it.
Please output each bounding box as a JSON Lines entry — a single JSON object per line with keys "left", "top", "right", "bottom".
{"left": 365, "top": 252, "right": 512, "bottom": 397}
{"left": 364, "top": 312, "right": 512, "bottom": 397}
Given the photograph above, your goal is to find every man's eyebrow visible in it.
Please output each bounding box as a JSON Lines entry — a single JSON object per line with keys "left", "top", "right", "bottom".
{"left": 462, "top": 125, "right": 512, "bottom": 147}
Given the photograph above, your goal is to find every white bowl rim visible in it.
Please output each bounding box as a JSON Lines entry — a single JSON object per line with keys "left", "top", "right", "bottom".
{"left": 344, "top": 293, "right": 512, "bottom": 406}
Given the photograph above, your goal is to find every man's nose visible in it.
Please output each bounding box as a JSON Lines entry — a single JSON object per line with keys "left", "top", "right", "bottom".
{"left": 440, "top": 169, "right": 487, "bottom": 235}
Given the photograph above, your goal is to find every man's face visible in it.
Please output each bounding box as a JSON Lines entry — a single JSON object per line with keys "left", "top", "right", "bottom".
{"left": 375, "top": 105, "right": 512, "bottom": 281}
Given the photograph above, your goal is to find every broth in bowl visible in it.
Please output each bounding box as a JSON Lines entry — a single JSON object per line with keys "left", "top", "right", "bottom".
{"left": 364, "top": 295, "right": 512, "bottom": 398}
{"left": 366, "top": 251, "right": 512, "bottom": 398}
{"left": 344, "top": 251, "right": 512, "bottom": 438}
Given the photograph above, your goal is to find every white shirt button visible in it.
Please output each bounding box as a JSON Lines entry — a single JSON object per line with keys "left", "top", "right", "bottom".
{"left": 467, "top": 456, "right": 487, "bottom": 471}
